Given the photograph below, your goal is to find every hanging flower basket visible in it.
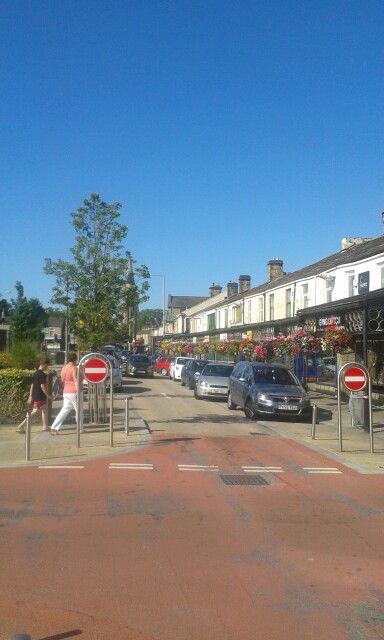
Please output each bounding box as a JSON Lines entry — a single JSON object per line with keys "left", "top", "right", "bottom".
{"left": 227, "top": 340, "right": 241, "bottom": 356}
{"left": 323, "top": 325, "right": 353, "bottom": 354}
{"left": 273, "top": 336, "right": 292, "bottom": 357}
{"left": 253, "top": 344, "right": 267, "bottom": 361}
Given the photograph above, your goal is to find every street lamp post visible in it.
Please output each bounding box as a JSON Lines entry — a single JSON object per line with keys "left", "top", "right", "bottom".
{"left": 152, "top": 274, "right": 166, "bottom": 340}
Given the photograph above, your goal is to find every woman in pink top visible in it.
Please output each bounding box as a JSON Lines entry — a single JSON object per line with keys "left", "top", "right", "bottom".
{"left": 50, "top": 353, "right": 80, "bottom": 434}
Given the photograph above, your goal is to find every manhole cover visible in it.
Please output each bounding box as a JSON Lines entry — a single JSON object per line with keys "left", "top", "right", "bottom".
{"left": 220, "top": 474, "right": 270, "bottom": 486}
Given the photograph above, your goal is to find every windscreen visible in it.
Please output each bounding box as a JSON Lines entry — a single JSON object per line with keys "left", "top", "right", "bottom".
{"left": 202, "top": 364, "right": 234, "bottom": 377}
{"left": 252, "top": 366, "right": 298, "bottom": 385}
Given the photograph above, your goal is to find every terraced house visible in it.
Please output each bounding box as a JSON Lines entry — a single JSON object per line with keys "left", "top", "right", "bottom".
{"left": 156, "top": 236, "right": 384, "bottom": 393}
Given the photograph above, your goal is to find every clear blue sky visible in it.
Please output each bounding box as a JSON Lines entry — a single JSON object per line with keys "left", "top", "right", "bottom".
{"left": 1, "top": 0, "right": 383, "bottom": 310}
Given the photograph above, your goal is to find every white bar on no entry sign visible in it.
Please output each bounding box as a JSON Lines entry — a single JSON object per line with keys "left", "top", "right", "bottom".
{"left": 345, "top": 375, "right": 365, "bottom": 381}
{"left": 85, "top": 367, "right": 107, "bottom": 373}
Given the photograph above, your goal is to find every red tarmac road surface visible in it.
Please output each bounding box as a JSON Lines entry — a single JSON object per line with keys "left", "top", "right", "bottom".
{"left": 1, "top": 433, "right": 384, "bottom": 639}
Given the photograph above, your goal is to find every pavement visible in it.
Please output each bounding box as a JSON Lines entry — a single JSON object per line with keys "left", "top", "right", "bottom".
{"left": 0, "top": 394, "right": 151, "bottom": 468}
{"left": 1, "top": 387, "right": 384, "bottom": 473}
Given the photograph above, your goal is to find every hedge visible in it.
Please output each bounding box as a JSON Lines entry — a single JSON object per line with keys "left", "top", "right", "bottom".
{"left": 0, "top": 369, "right": 33, "bottom": 424}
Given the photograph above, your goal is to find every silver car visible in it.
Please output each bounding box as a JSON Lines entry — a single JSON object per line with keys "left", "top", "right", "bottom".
{"left": 228, "top": 362, "right": 311, "bottom": 420}
{"left": 194, "top": 362, "right": 234, "bottom": 400}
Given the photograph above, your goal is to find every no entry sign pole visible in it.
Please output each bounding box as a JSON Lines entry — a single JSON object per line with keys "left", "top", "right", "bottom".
{"left": 337, "top": 362, "right": 373, "bottom": 453}
{"left": 77, "top": 353, "right": 112, "bottom": 449}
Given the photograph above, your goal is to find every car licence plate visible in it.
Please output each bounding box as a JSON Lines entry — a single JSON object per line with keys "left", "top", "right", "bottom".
{"left": 277, "top": 404, "right": 298, "bottom": 410}
{"left": 209, "top": 388, "right": 223, "bottom": 394}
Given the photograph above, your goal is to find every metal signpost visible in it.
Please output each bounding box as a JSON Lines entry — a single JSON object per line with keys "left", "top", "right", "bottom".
{"left": 337, "top": 362, "right": 373, "bottom": 453}
{"left": 77, "top": 353, "right": 113, "bottom": 448}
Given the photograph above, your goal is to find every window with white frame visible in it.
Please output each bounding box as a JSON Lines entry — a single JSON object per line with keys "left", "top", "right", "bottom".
{"left": 285, "top": 288, "right": 292, "bottom": 317}
{"left": 224, "top": 308, "right": 228, "bottom": 327}
{"left": 379, "top": 263, "right": 384, "bottom": 288}
{"left": 232, "top": 305, "right": 242, "bottom": 324}
{"left": 269, "top": 294, "right": 274, "bottom": 320}
{"left": 247, "top": 299, "right": 252, "bottom": 324}
{"left": 258, "top": 297, "right": 264, "bottom": 322}
{"left": 302, "top": 283, "right": 309, "bottom": 308}
{"left": 346, "top": 271, "right": 355, "bottom": 297}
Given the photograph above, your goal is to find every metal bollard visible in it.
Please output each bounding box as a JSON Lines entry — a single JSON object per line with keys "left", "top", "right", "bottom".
{"left": 125, "top": 397, "right": 130, "bottom": 436}
{"left": 25, "top": 412, "right": 31, "bottom": 461}
{"left": 311, "top": 404, "right": 317, "bottom": 440}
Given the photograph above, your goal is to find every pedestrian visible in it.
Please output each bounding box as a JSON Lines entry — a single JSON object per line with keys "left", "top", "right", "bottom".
{"left": 16, "top": 357, "right": 52, "bottom": 433}
{"left": 50, "top": 352, "right": 81, "bottom": 434}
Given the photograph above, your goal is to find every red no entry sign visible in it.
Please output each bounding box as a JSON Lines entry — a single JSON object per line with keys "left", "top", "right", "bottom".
{"left": 83, "top": 357, "right": 108, "bottom": 384}
{"left": 343, "top": 366, "right": 367, "bottom": 392}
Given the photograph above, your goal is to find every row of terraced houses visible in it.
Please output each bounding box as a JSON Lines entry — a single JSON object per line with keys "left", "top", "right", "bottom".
{"left": 142, "top": 235, "right": 384, "bottom": 392}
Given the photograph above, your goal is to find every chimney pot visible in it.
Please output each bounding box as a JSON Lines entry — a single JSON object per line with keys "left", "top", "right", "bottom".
{"left": 267, "top": 259, "right": 284, "bottom": 282}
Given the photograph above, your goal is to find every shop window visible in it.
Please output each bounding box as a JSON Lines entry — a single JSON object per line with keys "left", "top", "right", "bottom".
{"left": 316, "top": 355, "right": 337, "bottom": 385}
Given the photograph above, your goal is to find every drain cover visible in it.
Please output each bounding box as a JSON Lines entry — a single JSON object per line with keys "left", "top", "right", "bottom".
{"left": 220, "top": 474, "right": 270, "bottom": 486}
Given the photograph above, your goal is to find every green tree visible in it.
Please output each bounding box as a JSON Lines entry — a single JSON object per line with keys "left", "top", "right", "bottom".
{"left": 9, "top": 282, "right": 47, "bottom": 345}
{"left": 136, "top": 308, "right": 163, "bottom": 332}
{"left": 44, "top": 193, "right": 150, "bottom": 348}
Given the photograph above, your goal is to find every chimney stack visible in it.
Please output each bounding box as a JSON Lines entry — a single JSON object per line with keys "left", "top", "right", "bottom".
{"left": 239, "top": 275, "right": 251, "bottom": 293}
{"left": 209, "top": 283, "right": 222, "bottom": 297}
{"left": 267, "top": 259, "right": 284, "bottom": 282}
{"left": 227, "top": 281, "right": 238, "bottom": 298}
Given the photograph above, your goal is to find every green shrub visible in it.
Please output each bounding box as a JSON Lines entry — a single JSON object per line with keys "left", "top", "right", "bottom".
{"left": 10, "top": 342, "right": 48, "bottom": 370}
{"left": 0, "top": 352, "right": 12, "bottom": 369}
{"left": 0, "top": 369, "right": 33, "bottom": 423}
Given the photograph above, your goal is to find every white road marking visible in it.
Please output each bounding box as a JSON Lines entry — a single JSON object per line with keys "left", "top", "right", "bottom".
{"left": 178, "top": 464, "right": 219, "bottom": 472}
{"left": 160, "top": 393, "right": 172, "bottom": 399}
{"left": 38, "top": 465, "right": 85, "bottom": 469}
{"left": 243, "top": 468, "right": 283, "bottom": 473}
{"left": 109, "top": 463, "right": 153, "bottom": 470}
{"left": 308, "top": 469, "right": 343, "bottom": 474}
{"left": 303, "top": 467, "right": 342, "bottom": 474}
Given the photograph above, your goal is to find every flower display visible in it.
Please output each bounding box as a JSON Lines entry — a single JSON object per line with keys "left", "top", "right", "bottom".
{"left": 158, "top": 325, "right": 353, "bottom": 361}
{"left": 253, "top": 344, "right": 267, "bottom": 361}
{"left": 323, "top": 324, "right": 352, "bottom": 354}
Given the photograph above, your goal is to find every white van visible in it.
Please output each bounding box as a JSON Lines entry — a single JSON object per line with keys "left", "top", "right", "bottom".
{"left": 170, "top": 357, "right": 194, "bottom": 381}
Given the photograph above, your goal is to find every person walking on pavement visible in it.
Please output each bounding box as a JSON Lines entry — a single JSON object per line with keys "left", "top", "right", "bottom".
{"left": 16, "top": 357, "right": 52, "bottom": 433}
{"left": 50, "top": 352, "right": 82, "bottom": 434}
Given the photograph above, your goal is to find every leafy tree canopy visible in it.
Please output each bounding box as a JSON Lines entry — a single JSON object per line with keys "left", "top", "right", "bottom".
{"left": 44, "top": 193, "right": 150, "bottom": 348}
{"left": 9, "top": 282, "right": 47, "bottom": 345}
{"left": 136, "top": 308, "right": 163, "bottom": 332}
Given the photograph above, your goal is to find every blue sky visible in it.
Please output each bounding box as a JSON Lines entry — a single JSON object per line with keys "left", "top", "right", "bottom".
{"left": 1, "top": 0, "right": 383, "bottom": 309}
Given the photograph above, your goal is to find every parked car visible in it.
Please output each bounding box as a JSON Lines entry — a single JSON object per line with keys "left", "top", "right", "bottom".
{"left": 181, "top": 359, "right": 210, "bottom": 389}
{"left": 127, "top": 354, "right": 154, "bottom": 377}
{"left": 194, "top": 362, "right": 234, "bottom": 399}
{"left": 227, "top": 362, "right": 311, "bottom": 420}
{"left": 155, "top": 355, "right": 176, "bottom": 376}
{"left": 83, "top": 355, "right": 123, "bottom": 391}
{"left": 119, "top": 349, "right": 133, "bottom": 374}
{"left": 170, "top": 356, "right": 194, "bottom": 381}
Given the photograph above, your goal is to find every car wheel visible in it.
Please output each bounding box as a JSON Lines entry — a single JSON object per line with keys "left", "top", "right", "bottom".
{"left": 227, "top": 392, "right": 237, "bottom": 410}
{"left": 194, "top": 388, "right": 202, "bottom": 400}
{"left": 244, "top": 399, "right": 257, "bottom": 420}
{"left": 161, "top": 368, "right": 167, "bottom": 376}
{"left": 188, "top": 382, "right": 194, "bottom": 390}
{"left": 180, "top": 379, "right": 185, "bottom": 386}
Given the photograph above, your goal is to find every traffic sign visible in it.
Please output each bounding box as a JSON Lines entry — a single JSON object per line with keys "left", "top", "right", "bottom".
{"left": 343, "top": 365, "right": 367, "bottom": 392}
{"left": 83, "top": 357, "right": 108, "bottom": 384}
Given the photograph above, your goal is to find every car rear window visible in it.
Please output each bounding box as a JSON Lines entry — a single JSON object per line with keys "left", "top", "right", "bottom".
{"left": 252, "top": 366, "right": 298, "bottom": 386}
{"left": 202, "top": 364, "right": 233, "bottom": 377}
{"left": 131, "top": 356, "right": 150, "bottom": 364}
